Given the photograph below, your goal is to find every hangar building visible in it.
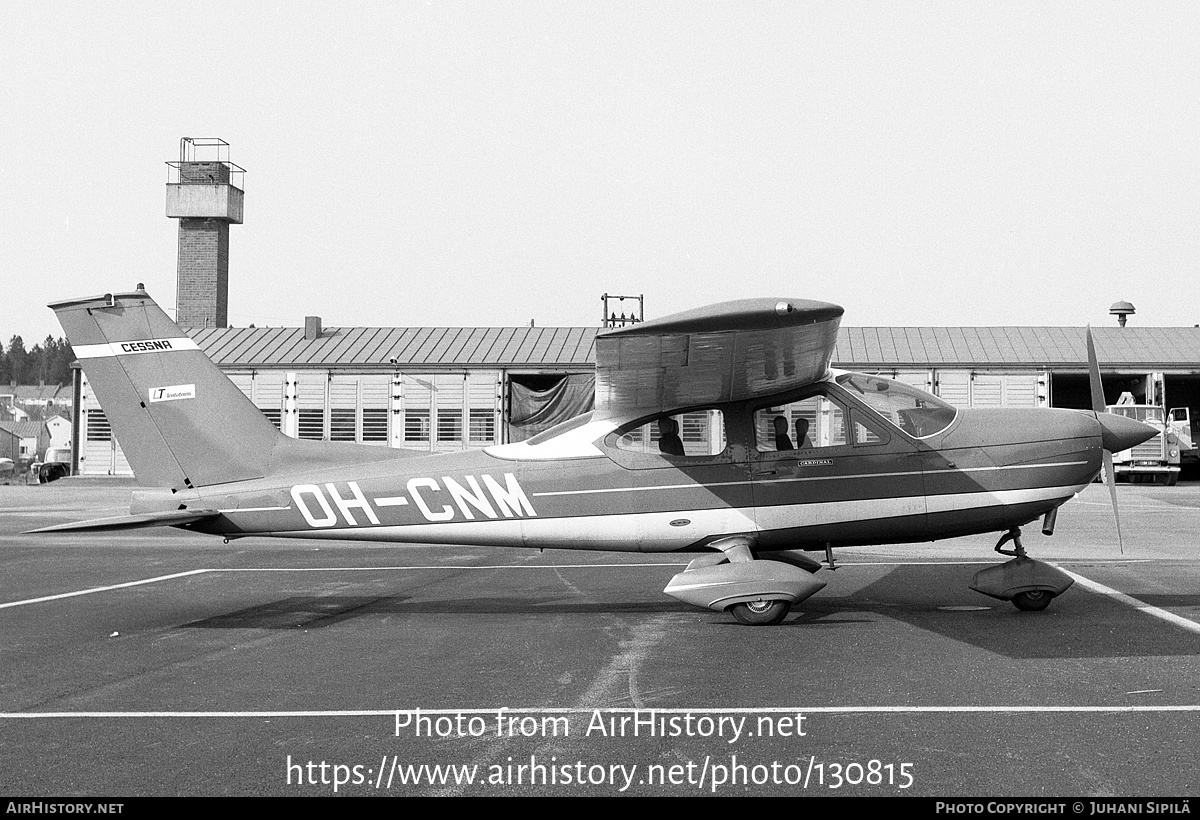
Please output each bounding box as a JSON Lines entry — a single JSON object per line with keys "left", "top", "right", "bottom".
{"left": 73, "top": 321, "right": 1200, "bottom": 477}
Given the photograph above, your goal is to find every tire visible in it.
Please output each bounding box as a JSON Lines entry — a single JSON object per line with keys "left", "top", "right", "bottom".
{"left": 728, "top": 600, "right": 790, "bottom": 626}
{"left": 1011, "top": 590, "right": 1054, "bottom": 612}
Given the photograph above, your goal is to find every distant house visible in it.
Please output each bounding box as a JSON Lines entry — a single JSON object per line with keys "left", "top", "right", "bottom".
{"left": 43, "top": 415, "right": 71, "bottom": 450}
{"left": 0, "top": 420, "right": 48, "bottom": 462}
{"left": 0, "top": 384, "right": 72, "bottom": 421}
{"left": 0, "top": 426, "right": 20, "bottom": 462}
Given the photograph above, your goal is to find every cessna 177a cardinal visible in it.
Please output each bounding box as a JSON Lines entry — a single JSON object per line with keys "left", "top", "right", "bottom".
{"left": 32, "top": 289, "right": 1155, "bottom": 625}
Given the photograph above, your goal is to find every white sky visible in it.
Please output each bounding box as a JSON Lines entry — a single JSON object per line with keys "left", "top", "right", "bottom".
{"left": 2, "top": 1, "right": 1198, "bottom": 345}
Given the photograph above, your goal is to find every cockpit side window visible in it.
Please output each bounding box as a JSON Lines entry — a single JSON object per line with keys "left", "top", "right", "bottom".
{"left": 835, "top": 373, "right": 957, "bottom": 438}
{"left": 851, "top": 410, "right": 888, "bottom": 445}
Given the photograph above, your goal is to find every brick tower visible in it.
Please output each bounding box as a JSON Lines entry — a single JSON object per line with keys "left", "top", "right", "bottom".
{"left": 165, "top": 138, "right": 244, "bottom": 328}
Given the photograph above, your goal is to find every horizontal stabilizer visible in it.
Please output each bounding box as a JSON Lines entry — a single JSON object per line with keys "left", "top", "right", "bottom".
{"left": 24, "top": 509, "right": 221, "bottom": 534}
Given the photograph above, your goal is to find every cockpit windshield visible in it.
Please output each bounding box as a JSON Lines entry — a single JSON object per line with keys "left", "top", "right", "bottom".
{"left": 835, "top": 373, "right": 957, "bottom": 438}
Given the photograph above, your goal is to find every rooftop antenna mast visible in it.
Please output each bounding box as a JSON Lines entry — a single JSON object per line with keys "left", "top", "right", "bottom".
{"left": 601, "top": 293, "right": 644, "bottom": 328}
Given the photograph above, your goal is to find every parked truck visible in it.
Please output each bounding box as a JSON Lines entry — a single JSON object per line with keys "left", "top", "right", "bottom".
{"left": 1105, "top": 393, "right": 1192, "bottom": 485}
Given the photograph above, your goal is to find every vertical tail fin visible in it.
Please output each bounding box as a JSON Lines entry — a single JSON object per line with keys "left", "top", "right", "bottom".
{"left": 52, "top": 288, "right": 282, "bottom": 489}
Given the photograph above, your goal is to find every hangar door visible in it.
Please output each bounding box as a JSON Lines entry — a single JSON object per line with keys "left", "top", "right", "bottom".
{"left": 935, "top": 372, "right": 1041, "bottom": 408}
{"left": 397, "top": 373, "right": 502, "bottom": 453}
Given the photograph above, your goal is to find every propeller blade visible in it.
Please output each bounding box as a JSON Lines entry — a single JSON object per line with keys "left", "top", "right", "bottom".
{"left": 1104, "top": 450, "right": 1123, "bottom": 555}
{"left": 1086, "top": 326, "right": 1106, "bottom": 414}
{"left": 1089, "top": 326, "right": 1129, "bottom": 553}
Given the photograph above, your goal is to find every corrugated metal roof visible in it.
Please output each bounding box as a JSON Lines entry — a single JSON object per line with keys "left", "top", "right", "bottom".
{"left": 190, "top": 326, "right": 600, "bottom": 368}
{"left": 831, "top": 327, "right": 1200, "bottom": 368}
{"left": 189, "top": 325, "right": 1200, "bottom": 370}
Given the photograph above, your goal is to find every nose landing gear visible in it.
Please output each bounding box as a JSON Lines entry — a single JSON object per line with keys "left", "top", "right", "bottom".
{"left": 969, "top": 527, "right": 1075, "bottom": 611}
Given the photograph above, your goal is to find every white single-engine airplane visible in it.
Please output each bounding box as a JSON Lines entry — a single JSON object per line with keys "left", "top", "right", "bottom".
{"left": 33, "top": 289, "right": 1155, "bottom": 625}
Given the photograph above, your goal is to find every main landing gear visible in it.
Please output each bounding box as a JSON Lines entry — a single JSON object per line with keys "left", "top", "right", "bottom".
{"left": 969, "top": 526, "right": 1074, "bottom": 612}
{"left": 662, "top": 536, "right": 826, "bottom": 626}
{"left": 728, "top": 599, "right": 792, "bottom": 626}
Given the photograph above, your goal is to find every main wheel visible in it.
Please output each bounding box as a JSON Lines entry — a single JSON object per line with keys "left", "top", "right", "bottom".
{"left": 728, "top": 599, "right": 790, "bottom": 625}
{"left": 1011, "top": 590, "right": 1054, "bottom": 611}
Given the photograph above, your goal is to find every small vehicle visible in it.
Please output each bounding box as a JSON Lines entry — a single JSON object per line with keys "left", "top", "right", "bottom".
{"left": 0, "top": 457, "right": 14, "bottom": 484}
{"left": 31, "top": 446, "right": 71, "bottom": 483}
{"left": 32, "top": 461, "right": 70, "bottom": 483}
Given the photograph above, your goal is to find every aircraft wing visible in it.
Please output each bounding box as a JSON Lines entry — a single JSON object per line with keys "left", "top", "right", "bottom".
{"left": 594, "top": 298, "right": 843, "bottom": 418}
{"left": 24, "top": 509, "right": 221, "bottom": 534}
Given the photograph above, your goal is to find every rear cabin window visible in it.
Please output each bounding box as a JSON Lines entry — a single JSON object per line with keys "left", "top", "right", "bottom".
{"left": 755, "top": 395, "right": 847, "bottom": 452}
{"left": 614, "top": 410, "right": 727, "bottom": 457}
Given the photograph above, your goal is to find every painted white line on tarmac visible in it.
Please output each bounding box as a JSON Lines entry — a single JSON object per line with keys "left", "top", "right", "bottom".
{"left": 0, "top": 563, "right": 690, "bottom": 609}
{"left": 836, "top": 559, "right": 1157, "bottom": 566}
{"left": 0, "top": 569, "right": 212, "bottom": 609}
{"left": 1060, "top": 568, "right": 1200, "bottom": 635}
{"left": 2, "top": 705, "right": 1200, "bottom": 719}
{"left": 221, "top": 563, "right": 687, "bottom": 571}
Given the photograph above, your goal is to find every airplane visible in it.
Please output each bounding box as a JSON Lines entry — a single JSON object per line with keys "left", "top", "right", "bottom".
{"left": 30, "top": 288, "right": 1156, "bottom": 625}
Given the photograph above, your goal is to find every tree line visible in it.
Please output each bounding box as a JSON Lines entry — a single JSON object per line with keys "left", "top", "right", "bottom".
{"left": 1, "top": 336, "right": 75, "bottom": 386}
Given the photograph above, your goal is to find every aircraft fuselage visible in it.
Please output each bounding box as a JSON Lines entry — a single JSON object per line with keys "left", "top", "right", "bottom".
{"left": 172, "top": 377, "right": 1105, "bottom": 556}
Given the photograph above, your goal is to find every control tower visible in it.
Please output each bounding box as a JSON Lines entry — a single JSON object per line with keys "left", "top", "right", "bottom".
{"left": 165, "top": 138, "right": 245, "bottom": 328}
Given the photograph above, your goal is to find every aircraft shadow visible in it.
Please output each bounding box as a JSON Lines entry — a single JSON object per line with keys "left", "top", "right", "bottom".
{"left": 789, "top": 564, "right": 1200, "bottom": 660}
{"left": 182, "top": 569, "right": 1200, "bottom": 660}
{"left": 184, "top": 595, "right": 691, "bottom": 629}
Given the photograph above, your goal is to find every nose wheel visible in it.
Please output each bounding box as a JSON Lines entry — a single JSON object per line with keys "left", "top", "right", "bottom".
{"left": 1011, "top": 590, "right": 1054, "bottom": 611}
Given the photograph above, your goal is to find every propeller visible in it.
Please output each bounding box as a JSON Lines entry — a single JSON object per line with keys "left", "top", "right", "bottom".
{"left": 1086, "top": 326, "right": 1124, "bottom": 553}
{"left": 1085, "top": 327, "right": 1159, "bottom": 553}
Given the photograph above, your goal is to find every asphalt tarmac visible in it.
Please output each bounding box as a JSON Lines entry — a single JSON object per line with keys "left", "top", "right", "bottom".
{"left": 1, "top": 478, "right": 1198, "bottom": 797}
